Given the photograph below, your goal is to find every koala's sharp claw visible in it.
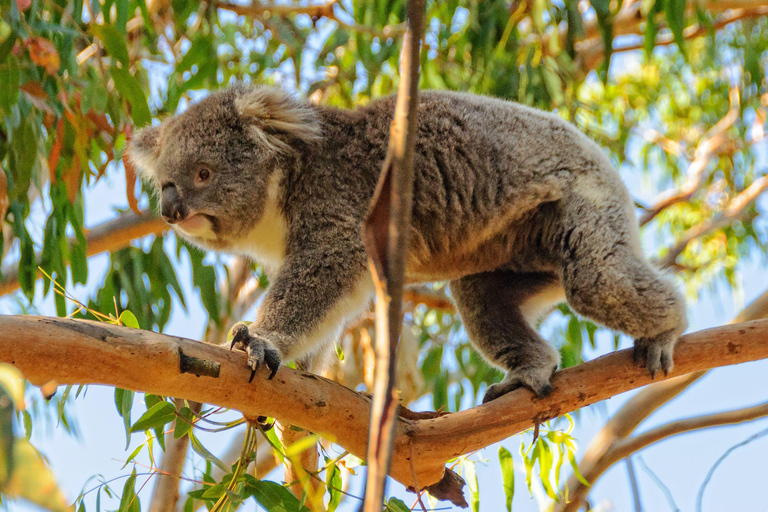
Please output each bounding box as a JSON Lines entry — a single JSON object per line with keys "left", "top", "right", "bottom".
{"left": 249, "top": 368, "right": 257, "bottom": 383}
{"left": 264, "top": 350, "right": 281, "bottom": 380}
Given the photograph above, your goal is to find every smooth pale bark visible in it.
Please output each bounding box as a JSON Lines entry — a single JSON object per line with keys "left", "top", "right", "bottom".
{"left": 0, "top": 315, "right": 766, "bottom": 496}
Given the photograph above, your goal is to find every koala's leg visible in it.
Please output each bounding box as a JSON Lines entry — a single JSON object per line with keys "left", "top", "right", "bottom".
{"left": 559, "top": 197, "right": 687, "bottom": 377}
{"left": 451, "top": 271, "right": 562, "bottom": 402}
{"left": 230, "top": 235, "right": 373, "bottom": 380}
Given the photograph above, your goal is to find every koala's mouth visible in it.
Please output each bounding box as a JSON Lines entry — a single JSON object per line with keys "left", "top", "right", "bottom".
{"left": 176, "top": 213, "right": 217, "bottom": 239}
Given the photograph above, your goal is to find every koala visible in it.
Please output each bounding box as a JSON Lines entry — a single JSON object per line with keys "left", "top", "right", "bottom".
{"left": 129, "top": 84, "right": 687, "bottom": 403}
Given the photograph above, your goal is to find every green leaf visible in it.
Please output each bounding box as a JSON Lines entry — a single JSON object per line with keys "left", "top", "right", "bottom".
{"left": 384, "top": 497, "right": 411, "bottom": 512}
{"left": 465, "top": 459, "right": 480, "bottom": 512}
{"left": 537, "top": 439, "right": 557, "bottom": 500}
{"left": 122, "top": 443, "right": 144, "bottom": 470}
{"left": 118, "top": 310, "right": 140, "bottom": 329}
{"left": 245, "top": 478, "right": 309, "bottom": 512}
{"left": 499, "top": 447, "right": 515, "bottom": 512}
{"left": 129, "top": 401, "right": 175, "bottom": 433}
{"left": 588, "top": 0, "right": 613, "bottom": 82}
{"left": 118, "top": 468, "right": 141, "bottom": 512}
{"left": 2, "top": 440, "right": 70, "bottom": 511}
{"left": 0, "top": 55, "right": 19, "bottom": 111}
{"left": 90, "top": 24, "right": 130, "bottom": 66}
{"left": 176, "top": 36, "right": 214, "bottom": 74}
{"left": 325, "top": 457, "right": 342, "bottom": 512}
{"left": 0, "top": 384, "right": 14, "bottom": 486}
{"left": 665, "top": 0, "right": 687, "bottom": 54}
{"left": 114, "top": 388, "right": 134, "bottom": 449}
{"left": 111, "top": 66, "right": 151, "bottom": 127}
{"left": 174, "top": 406, "right": 194, "bottom": 439}
{"left": 568, "top": 449, "right": 590, "bottom": 486}
{"left": 189, "top": 433, "right": 228, "bottom": 472}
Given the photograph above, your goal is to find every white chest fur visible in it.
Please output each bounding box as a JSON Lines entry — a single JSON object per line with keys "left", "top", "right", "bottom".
{"left": 230, "top": 171, "right": 288, "bottom": 274}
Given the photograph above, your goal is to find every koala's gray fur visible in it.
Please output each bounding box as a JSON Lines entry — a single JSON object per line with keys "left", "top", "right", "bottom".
{"left": 130, "top": 84, "right": 687, "bottom": 401}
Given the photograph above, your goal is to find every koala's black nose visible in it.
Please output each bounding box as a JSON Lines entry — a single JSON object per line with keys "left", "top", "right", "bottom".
{"left": 161, "top": 184, "right": 186, "bottom": 223}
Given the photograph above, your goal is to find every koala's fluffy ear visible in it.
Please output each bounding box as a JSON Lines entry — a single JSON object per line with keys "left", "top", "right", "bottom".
{"left": 234, "top": 87, "right": 322, "bottom": 153}
{"left": 128, "top": 124, "right": 162, "bottom": 184}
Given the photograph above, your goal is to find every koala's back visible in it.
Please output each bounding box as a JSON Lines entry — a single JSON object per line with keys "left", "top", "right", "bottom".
{"left": 329, "top": 91, "right": 633, "bottom": 281}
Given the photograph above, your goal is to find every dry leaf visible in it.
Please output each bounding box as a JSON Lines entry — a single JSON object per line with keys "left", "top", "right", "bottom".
{"left": 123, "top": 126, "right": 141, "bottom": 214}
{"left": 26, "top": 38, "right": 60, "bottom": 75}
{"left": 64, "top": 155, "right": 81, "bottom": 203}
{"left": 15, "top": 0, "right": 31, "bottom": 11}
{"left": 48, "top": 118, "right": 64, "bottom": 182}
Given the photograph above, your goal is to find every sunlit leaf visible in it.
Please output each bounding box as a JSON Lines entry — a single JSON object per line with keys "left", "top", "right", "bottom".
{"left": 189, "top": 433, "right": 228, "bottom": 472}
{"left": 244, "top": 477, "right": 310, "bottom": 512}
{"left": 499, "top": 446, "right": 514, "bottom": 511}
{"left": 129, "top": 401, "right": 175, "bottom": 432}
{"left": 118, "top": 310, "right": 140, "bottom": 329}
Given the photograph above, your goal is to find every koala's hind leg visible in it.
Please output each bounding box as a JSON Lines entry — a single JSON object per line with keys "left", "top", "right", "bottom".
{"left": 559, "top": 192, "right": 687, "bottom": 377}
{"left": 451, "top": 271, "right": 562, "bottom": 402}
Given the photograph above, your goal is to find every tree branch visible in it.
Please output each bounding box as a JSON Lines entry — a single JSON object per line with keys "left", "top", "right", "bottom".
{"left": 558, "top": 400, "right": 768, "bottom": 512}
{"left": 361, "top": 0, "right": 425, "bottom": 508}
{"left": 1, "top": 315, "right": 767, "bottom": 502}
{"left": 639, "top": 88, "right": 741, "bottom": 227}
{"left": 559, "top": 285, "right": 768, "bottom": 510}
{"left": 611, "top": 400, "right": 768, "bottom": 459}
{"left": 659, "top": 175, "right": 768, "bottom": 268}
{"left": 0, "top": 210, "right": 165, "bottom": 297}
{"left": 215, "top": 1, "right": 405, "bottom": 39}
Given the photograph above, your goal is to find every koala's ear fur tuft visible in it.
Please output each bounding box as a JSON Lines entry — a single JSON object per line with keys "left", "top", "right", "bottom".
{"left": 234, "top": 86, "right": 322, "bottom": 153}
{"left": 128, "top": 124, "right": 162, "bottom": 184}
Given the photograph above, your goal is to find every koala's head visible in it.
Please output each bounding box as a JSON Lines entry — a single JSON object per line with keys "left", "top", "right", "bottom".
{"left": 129, "top": 85, "right": 321, "bottom": 249}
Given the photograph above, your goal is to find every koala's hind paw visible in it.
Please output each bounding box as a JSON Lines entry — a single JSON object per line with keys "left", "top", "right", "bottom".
{"left": 633, "top": 329, "right": 678, "bottom": 379}
{"left": 229, "top": 323, "right": 282, "bottom": 382}
{"left": 482, "top": 364, "right": 557, "bottom": 404}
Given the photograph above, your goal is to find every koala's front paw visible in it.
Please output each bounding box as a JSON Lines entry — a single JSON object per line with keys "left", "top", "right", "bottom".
{"left": 633, "top": 329, "right": 678, "bottom": 379}
{"left": 229, "top": 322, "right": 282, "bottom": 382}
{"left": 482, "top": 364, "right": 558, "bottom": 404}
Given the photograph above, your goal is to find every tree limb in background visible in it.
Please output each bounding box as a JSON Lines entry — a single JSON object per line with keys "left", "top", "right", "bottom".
{"left": 0, "top": 210, "right": 165, "bottom": 297}
{"left": 558, "top": 285, "right": 768, "bottom": 510}
{"left": 1, "top": 316, "right": 767, "bottom": 504}
{"left": 215, "top": 1, "right": 405, "bottom": 39}
{"left": 659, "top": 175, "right": 768, "bottom": 268}
{"left": 639, "top": 88, "right": 741, "bottom": 227}
{"left": 360, "top": 0, "right": 426, "bottom": 508}
{"left": 533, "top": 0, "right": 768, "bottom": 71}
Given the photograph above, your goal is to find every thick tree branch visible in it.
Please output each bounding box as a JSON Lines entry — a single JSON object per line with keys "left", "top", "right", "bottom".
{"left": 1, "top": 315, "right": 767, "bottom": 501}
{"left": 0, "top": 210, "right": 165, "bottom": 297}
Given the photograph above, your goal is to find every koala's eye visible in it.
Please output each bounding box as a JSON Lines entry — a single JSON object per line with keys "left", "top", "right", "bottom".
{"left": 196, "top": 167, "right": 212, "bottom": 183}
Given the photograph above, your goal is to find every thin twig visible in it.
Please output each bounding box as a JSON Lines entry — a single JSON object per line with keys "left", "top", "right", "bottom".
{"left": 695, "top": 426, "right": 768, "bottom": 512}
{"left": 636, "top": 455, "right": 680, "bottom": 512}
